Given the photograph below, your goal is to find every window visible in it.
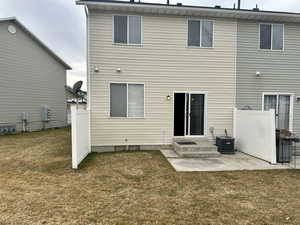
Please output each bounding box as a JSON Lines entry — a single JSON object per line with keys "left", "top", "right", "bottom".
{"left": 114, "top": 15, "right": 142, "bottom": 44}
{"left": 188, "top": 20, "right": 213, "bottom": 47}
{"left": 110, "top": 83, "right": 144, "bottom": 118}
{"left": 260, "top": 24, "right": 284, "bottom": 50}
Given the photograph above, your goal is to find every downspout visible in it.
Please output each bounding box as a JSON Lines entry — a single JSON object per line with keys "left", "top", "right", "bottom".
{"left": 85, "top": 5, "right": 92, "bottom": 154}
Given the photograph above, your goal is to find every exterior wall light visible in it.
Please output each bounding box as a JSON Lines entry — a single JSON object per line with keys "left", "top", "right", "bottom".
{"left": 296, "top": 97, "right": 300, "bottom": 103}
{"left": 116, "top": 68, "right": 121, "bottom": 72}
{"left": 256, "top": 71, "right": 261, "bottom": 77}
{"left": 166, "top": 95, "right": 171, "bottom": 101}
{"left": 94, "top": 66, "right": 99, "bottom": 73}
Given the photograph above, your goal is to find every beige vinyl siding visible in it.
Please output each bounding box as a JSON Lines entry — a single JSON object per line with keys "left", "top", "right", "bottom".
{"left": 236, "top": 20, "right": 300, "bottom": 134}
{"left": 0, "top": 21, "right": 67, "bottom": 131}
{"left": 89, "top": 10, "right": 237, "bottom": 146}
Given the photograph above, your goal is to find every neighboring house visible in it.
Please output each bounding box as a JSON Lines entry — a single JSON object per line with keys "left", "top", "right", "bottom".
{"left": 0, "top": 17, "right": 71, "bottom": 132}
{"left": 77, "top": 0, "right": 300, "bottom": 151}
{"left": 65, "top": 85, "right": 87, "bottom": 124}
{"left": 236, "top": 21, "right": 300, "bottom": 134}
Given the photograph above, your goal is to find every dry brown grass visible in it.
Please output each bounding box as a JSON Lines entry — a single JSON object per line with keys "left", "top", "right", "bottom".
{"left": 0, "top": 128, "right": 300, "bottom": 225}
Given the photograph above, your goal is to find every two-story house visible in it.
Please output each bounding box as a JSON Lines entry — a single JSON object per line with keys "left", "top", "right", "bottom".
{"left": 77, "top": 0, "right": 300, "bottom": 153}
{"left": 0, "top": 17, "right": 71, "bottom": 132}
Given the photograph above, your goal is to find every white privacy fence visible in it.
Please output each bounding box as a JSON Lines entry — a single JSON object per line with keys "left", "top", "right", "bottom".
{"left": 71, "top": 104, "right": 90, "bottom": 169}
{"left": 233, "top": 108, "right": 277, "bottom": 164}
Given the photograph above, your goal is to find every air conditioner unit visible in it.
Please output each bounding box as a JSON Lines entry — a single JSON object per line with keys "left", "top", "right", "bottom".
{"left": 0, "top": 124, "right": 16, "bottom": 135}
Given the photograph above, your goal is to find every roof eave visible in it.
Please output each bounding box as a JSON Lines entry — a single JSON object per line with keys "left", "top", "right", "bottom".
{"left": 1, "top": 17, "right": 72, "bottom": 70}
{"left": 76, "top": 1, "right": 300, "bottom": 23}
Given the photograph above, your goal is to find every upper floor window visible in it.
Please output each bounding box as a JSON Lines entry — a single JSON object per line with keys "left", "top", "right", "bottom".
{"left": 188, "top": 20, "right": 213, "bottom": 48}
{"left": 114, "top": 15, "right": 142, "bottom": 45}
{"left": 260, "top": 24, "right": 284, "bottom": 50}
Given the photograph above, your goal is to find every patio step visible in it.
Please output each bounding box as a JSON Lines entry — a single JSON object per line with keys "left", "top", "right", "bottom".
{"left": 176, "top": 150, "right": 221, "bottom": 158}
{"left": 173, "top": 138, "right": 220, "bottom": 158}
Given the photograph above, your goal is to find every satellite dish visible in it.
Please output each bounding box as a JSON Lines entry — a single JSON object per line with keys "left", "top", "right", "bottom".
{"left": 73, "top": 81, "right": 83, "bottom": 94}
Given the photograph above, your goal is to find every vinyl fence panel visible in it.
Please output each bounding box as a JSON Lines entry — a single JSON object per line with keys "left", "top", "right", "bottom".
{"left": 71, "top": 104, "right": 90, "bottom": 169}
{"left": 234, "top": 108, "right": 276, "bottom": 164}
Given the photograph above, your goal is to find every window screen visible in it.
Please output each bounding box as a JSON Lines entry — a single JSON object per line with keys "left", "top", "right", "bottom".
{"left": 110, "top": 83, "right": 127, "bottom": 117}
{"left": 114, "top": 16, "right": 127, "bottom": 44}
{"left": 264, "top": 95, "right": 277, "bottom": 112}
{"left": 201, "top": 20, "right": 213, "bottom": 47}
{"left": 128, "top": 84, "right": 144, "bottom": 117}
{"left": 278, "top": 95, "right": 290, "bottom": 129}
{"left": 260, "top": 24, "right": 272, "bottom": 49}
{"left": 272, "top": 24, "right": 284, "bottom": 50}
{"left": 188, "top": 20, "right": 200, "bottom": 47}
{"left": 129, "top": 16, "right": 141, "bottom": 44}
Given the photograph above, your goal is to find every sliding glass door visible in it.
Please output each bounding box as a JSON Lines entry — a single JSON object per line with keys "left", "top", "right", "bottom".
{"left": 174, "top": 93, "right": 206, "bottom": 136}
{"left": 264, "top": 94, "right": 292, "bottom": 130}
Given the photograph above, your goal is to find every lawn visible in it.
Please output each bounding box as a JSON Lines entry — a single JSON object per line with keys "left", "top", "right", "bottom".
{"left": 0, "top": 129, "right": 299, "bottom": 225}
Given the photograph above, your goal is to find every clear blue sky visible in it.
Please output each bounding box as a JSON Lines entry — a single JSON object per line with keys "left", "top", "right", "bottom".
{"left": 1, "top": 0, "right": 300, "bottom": 90}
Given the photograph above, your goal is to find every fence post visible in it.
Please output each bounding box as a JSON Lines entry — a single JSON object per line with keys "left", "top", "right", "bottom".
{"left": 269, "top": 109, "right": 277, "bottom": 164}
{"left": 71, "top": 104, "right": 78, "bottom": 169}
{"left": 233, "top": 107, "right": 237, "bottom": 139}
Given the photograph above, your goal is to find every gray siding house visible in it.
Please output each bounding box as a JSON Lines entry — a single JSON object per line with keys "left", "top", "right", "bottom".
{"left": 236, "top": 21, "right": 300, "bottom": 134}
{"left": 77, "top": 0, "right": 300, "bottom": 150}
{"left": 0, "top": 18, "right": 71, "bottom": 132}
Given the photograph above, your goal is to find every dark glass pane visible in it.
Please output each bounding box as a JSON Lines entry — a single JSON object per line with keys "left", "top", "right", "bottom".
{"left": 260, "top": 24, "right": 271, "bottom": 49}
{"left": 186, "top": 94, "right": 189, "bottom": 135}
{"left": 188, "top": 20, "right": 200, "bottom": 47}
{"left": 114, "top": 16, "right": 127, "bottom": 43}
{"left": 110, "top": 83, "right": 127, "bottom": 117}
{"left": 173, "top": 93, "right": 186, "bottom": 136}
{"left": 190, "top": 94, "right": 205, "bottom": 135}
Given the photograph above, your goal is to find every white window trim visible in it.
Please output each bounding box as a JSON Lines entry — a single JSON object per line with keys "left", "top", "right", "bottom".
{"left": 259, "top": 23, "right": 285, "bottom": 51}
{"left": 112, "top": 15, "right": 143, "bottom": 46}
{"left": 186, "top": 19, "right": 214, "bottom": 49}
{"left": 109, "top": 82, "right": 145, "bottom": 119}
{"left": 262, "top": 92, "right": 293, "bottom": 131}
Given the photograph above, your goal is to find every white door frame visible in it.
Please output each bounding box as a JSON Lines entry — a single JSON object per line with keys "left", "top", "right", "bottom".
{"left": 262, "top": 92, "right": 294, "bottom": 131}
{"left": 173, "top": 91, "right": 208, "bottom": 137}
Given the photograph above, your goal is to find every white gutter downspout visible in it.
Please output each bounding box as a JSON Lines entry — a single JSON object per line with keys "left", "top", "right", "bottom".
{"left": 84, "top": 5, "right": 92, "bottom": 154}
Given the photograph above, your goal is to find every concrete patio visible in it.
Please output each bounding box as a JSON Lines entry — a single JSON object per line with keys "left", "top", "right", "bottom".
{"left": 161, "top": 149, "right": 299, "bottom": 172}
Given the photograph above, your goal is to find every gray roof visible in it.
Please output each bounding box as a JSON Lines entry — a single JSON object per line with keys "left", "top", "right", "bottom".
{"left": 0, "top": 17, "right": 71, "bottom": 70}
{"left": 77, "top": 0, "right": 300, "bottom": 23}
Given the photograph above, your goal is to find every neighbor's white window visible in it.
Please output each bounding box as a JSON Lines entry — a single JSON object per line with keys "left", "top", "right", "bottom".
{"left": 110, "top": 83, "right": 144, "bottom": 118}
{"left": 188, "top": 20, "right": 213, "bottom": 47}
{"left": 260, "top": 24, "right": 284, "bottom": 50}
{"left": 113, "top": 15, "right": 142, "bottom": 44}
